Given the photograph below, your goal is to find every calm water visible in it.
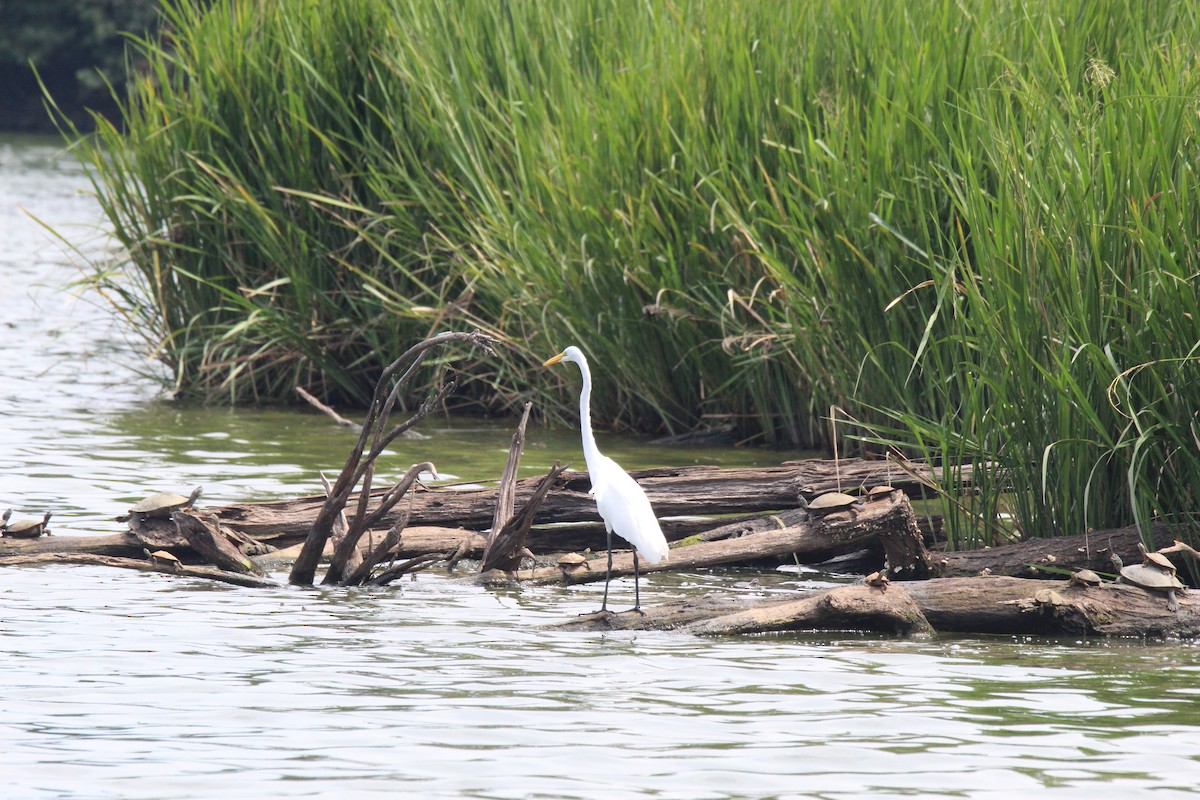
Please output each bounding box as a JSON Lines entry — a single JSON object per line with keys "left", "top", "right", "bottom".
{"left": 2, "top": 135, "right": 1199, "bottom": 799}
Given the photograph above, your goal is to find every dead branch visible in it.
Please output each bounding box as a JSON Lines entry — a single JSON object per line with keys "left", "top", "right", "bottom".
{"left": 296, "top": 386, "right": 361, "bottom": 430}
{"left": 289, "top": 330, "right": 494, "bottom": 586}
{"left": 487, "top": 402, "right": 533, "bottom": 548}
{"left": 323, "top": 462, "right": 433, "bottom": 585}
{"left": 170, "top": 511, "right": 264, "bottom": 575}
{"left": 481, "top": 462, "right": 569, "bottom": 573}
{"left": 342, "top": 509, "right": 411, "bottom": 586}
{"left": 367, "top": 552, "right": 449, "bottom": 586}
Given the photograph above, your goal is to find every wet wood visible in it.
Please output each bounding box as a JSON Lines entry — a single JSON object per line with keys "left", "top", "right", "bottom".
{"left": 171, "top": 511, "right": 263, "bottom": 575}
{"left": 933, "top": 521, "right": 1186, "bottom": 578}
{"left": 0, "top": 531, "right": 145, "bottom": 558}
{"left": 554, "top": 575, "right": 1198, "bottom": 638}
{"left": 289, "top": 331, "right": 496, "bottom": 586}
{"left": 686, "top": 584, "right": 932, "bottom": 636}
{"left": 0, "top": 553, "right": 277, "bottom": 588}
{"left": 521, "top": 491, "right": 929, "bottom": 585}
{"left": 481, "top": 462, "right": 567, "bottom": 573}
{"left": 210, "top": 459, "right": 969, "bottom": 544}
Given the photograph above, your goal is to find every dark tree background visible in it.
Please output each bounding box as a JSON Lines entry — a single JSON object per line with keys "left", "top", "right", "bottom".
{"left": 0, "top": 0, "right": 161, "bottom": 132}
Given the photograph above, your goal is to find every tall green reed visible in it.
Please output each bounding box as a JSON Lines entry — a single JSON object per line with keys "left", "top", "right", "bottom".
{"left": 65, "top": 0, "right": 1200, "bottom": 545}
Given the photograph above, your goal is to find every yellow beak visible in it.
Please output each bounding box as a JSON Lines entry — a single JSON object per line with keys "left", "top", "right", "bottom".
{"left": 542, "top": 351, "right": 567, "bottom": 367}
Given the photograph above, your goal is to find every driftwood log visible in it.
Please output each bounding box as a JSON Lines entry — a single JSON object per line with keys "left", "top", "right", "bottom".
{"left": 554, "top": 576, "right": 1198, "bottom": 638}
{"left": 207, "top": 459, "right": 969, "bottom": 545}
{"left": 0, "top": 553, "right": 277, "bottom": 588}
{"left": 521, "top": 489, "right": 932, "bottom": 586}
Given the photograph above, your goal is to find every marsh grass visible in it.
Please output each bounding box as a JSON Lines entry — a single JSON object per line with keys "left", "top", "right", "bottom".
{"left": 65, "top": 0, "right": 1200, "bottom": 545}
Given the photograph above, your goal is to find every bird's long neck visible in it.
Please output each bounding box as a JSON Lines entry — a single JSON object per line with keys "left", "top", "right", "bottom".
{"left": 576, "top": 354, "right": 602, "bottom": 475}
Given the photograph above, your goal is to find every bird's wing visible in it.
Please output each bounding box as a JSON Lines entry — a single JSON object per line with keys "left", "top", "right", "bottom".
{"left": 590, "top": 455, "right": 669, "bottom": 564}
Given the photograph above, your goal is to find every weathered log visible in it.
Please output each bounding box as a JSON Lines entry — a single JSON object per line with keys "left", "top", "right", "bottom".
{"left": 0, "top": 532, "right": 145, "bottom": 558}
{"left": 686, "top": 584, "right": 933, "bottom": 636}
{"left": 554, "top": 575, "right": 1198, "bottom": 637}
{"left": 210, "top": 459, "right": 969, "bottom": 544}
{"left": 0, "top": 553, "right": 277, "bottom": 588}
{"left": 934, "top": 521, "right": 1186, "bottom": 578}
{"left": 171, "top": 511, "right": 263, "bottom": 575}
{"left": 523, "top": 491, "right": 926, "bottom": 586}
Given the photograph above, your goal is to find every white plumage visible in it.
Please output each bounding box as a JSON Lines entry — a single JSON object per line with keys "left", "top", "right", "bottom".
{"left": 543, "top": 345, "right": 668, "bottom": 611}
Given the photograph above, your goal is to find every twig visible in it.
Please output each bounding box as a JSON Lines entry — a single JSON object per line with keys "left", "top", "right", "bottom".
{"left": 296, "top": 386, "right": 361, "bottom": 430}
{"left": 343, "top": 509, "right": 411, "bottom": 586}
{"left": 368, "top": 552, "right": 449, "bottom": 586}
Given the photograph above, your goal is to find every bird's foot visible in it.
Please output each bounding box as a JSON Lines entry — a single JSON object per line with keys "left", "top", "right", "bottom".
{"left": 624, "top": 606, "right": 647, "bottom": 616}
{"left": 580, "top": 607, "right": 615, "bottom": 618}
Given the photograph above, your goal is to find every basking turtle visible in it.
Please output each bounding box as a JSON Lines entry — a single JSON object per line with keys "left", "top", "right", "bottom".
{"left": 126, "top": 486, "right": 203, "bottom": 524}
{"left": 0, "top": 509, "right": 11, "bottom": 531}
{"left": 1138, "top": 542, "right": 1177, "bottom": 573}
{"left": 799, "top": 491, "right": 865, "bottom": 521}
{"left": 143, "top": 547, "right": 182, "bottom": 573}
{"left": 3, "top": 511, "right": 52, "bottom": 539}
{"left": 866, "top": 485, "right": 898, "bottom": 502}
{"left": 1111, "top": 552, "right": 1185, "bottom": 612}
{"left": 1068, "top": 568, "right": 1103, "bottom": 587}
{"left": 864, "top": 570, "right": 890, "bottom": 589}
{"left": 557, "top": 552, "right": 590, "bottom": 574}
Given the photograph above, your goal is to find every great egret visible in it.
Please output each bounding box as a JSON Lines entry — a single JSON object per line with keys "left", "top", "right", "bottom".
{"left": 543, "top": 345, "right": 669, "bottom": 612}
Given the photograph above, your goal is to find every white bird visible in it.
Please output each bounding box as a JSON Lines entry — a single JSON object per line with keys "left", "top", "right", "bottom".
{"left": 543, "top": 345, "right": 669, "bottom": 612}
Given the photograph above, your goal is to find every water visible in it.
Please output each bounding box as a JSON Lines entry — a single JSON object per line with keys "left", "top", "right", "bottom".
{"left": 2, "top": 134, "right": 1199, "bottom": 799}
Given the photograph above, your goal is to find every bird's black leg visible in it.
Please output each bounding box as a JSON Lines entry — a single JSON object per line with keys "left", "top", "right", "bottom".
{"left": 600, "top": 527, "right": 613, "bottom": 613}
{"left": 631, "top": 550, "right": 643, "bottom": 613}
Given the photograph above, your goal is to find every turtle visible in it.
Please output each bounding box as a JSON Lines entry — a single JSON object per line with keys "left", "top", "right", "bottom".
{"left": 1110, "top": 551, "right": 1185, "bottom": 612}
{"left": 799, "top": 491, "right": 865, "bottom": 521}
{"left": 3, "top": 511, "right": 52, "bottom": 539}
{"left": 143, "top": 547, "right": 182, "bottom": 572}
{"left": 126, "top": 485, "right": 203, "bottom": 524}
{"left": 1138, "top": 541, "right": 1177, "bottom": 573}
{"left": 0, "top": 508, "right": 11, "bottom": 531}
{"left": 1068, "top": 568, "right": 1103, "bottom": 587}
{"left": 866, "top": 485, "right": 898, "bottom": 502}
{"left": 557, "top": 552, "right": 590, "bottom": 574}
{"left": 864, "top": 570, "right": 890, "bottom": 589}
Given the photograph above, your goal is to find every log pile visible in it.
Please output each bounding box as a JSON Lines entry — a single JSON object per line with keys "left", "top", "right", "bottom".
{"left": 2, "top": 462, "right": 1196, "bottom": 636}
{"left": 3, "top": 334, "right": 1196, "bottom": 637}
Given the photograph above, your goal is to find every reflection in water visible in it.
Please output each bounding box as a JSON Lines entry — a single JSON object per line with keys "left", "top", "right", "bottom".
{"left": 3, "top": 566, "right": 1199, "bottom": 799}
{"left": 3, "top": 136, "right": 1200, "bottom": 800}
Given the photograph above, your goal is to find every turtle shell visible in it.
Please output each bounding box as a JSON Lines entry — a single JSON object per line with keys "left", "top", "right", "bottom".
{"left": 1138, "top": 544, "right": 1176, "bottom": 572}
{"left": 1119, "top": 563, "right": 1184, "bottom": 591}
{"left": 4, "top": 511, "right": 51, "bottom": 538}
{"left": 806, "top": 492, "right": 863, "bottom": 511}
{"left": 130, "top": 486, "right": 203, "bottom": 517}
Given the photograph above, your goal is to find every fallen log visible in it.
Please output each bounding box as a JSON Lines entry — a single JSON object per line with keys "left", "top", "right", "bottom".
{"left": 553, "top": 575, "right": 1198, "bottom": 638}
{"left": 935, "top": 521, "right": 1188, "bottom": 577}
{"left": 521, "top": 490, "right": 931, "bottom": 586}
{"left": 208, "top": 459, "right": 968, "bottom": 544}
{"left": 685, "top": 584, "right": 933, "bottom": 636}
{"left": 0, "top": 553, "right": 277, "bottom": 588}
{"left": 0, "top": 532, "right": 146, "bottom": 558}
